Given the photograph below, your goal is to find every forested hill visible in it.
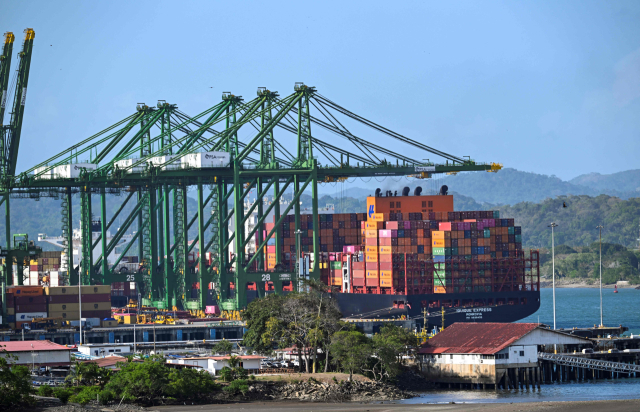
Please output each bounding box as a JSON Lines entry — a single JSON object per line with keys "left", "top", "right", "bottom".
{"left": 496, "top": 195, "right": 640, "bottom": 249}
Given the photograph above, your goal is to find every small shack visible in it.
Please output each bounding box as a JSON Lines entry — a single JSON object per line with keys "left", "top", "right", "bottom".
{"left": 419, "top": 323, "right": 592, "bottom": 389}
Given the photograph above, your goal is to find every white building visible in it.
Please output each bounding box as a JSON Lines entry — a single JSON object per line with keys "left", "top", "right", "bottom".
{"left": 78, "top": 343, "right": 133, "bottom": 358}
{"left": 208, "top": 355, "right": 264, "bottom": 375}
{"left": 420, "top": 322, "right": 592, "bottom": 389}
{"left": 0, "top": 340, "right": 72, "bottom": 368}
{"left": 166, "top": 357, "right": 208, "bottom": 370}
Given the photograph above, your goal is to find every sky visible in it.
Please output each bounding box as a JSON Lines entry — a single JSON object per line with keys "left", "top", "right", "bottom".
{"left": 2, "top": 1, "right": 640, "bottom": 181}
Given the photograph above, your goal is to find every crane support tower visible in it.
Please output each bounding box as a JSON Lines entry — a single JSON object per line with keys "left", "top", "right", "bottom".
{"left": 0, "top": 32, "right": 503, "bottom": 314}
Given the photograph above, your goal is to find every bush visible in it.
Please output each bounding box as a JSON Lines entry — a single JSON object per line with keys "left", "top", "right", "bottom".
{"left": 223, "top": 379, "right": 249, "bottom": 396}
{"left": 69, "top": 386, "right": 101, "bottom": 405}
{"left": 98, "top": 388, "right": 115, "bottom": 405}
{"left": 218, "top": 366, "right": 234, "bottom": 382}
{"left": 0, "top": 354, "right": 33, "bottom": 408}
{"left": 166, "top": 368, "right": 219, "bottom": 400}
{"left": 53, "top": 387, "right": 74, "bottom": 404}
{"left": 37, "top": 384, "right": 54, "bottom": 397}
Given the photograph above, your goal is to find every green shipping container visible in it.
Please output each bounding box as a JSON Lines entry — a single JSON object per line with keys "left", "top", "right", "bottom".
{"left": 330, "top": 261, "right": 342, "bottom": 270}
{"left": 484, "top": 229, "right": 491, "bottom": 238}
{"left": 493, "top": 210, "right": 500, "bottom": 219}
{"left": 444, "top": 247, "right": 452, "bottom": 256}
{"left": 433, "top": 247, "right": 445, "bottom": 255}
{"left": 508, "top": 227, "right": 515, "bottom": 235}
{"left": 515, "top": 234, "right": 522, "bottom": 243}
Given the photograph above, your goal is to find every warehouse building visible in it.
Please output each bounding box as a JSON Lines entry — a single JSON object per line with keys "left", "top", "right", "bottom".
{"left": 0, "top": 340, "right": 72, "bottom": 369}
{"left": 419, "top": 323, "right": 592, "bottom": 389}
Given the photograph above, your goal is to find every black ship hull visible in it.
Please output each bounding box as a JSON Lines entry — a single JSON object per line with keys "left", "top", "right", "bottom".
{"left": 331, "top": 290, "right": 540, "bottom": 327}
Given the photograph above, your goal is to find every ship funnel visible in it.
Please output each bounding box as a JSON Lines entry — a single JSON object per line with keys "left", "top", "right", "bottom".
{"left": 439, "top": 185, "right": 449, "bottom": 196}
{"left": 402, "top": 187, "right": 410, "bottom": 196}
{"left": 375, "top": 188, "right": 381, "bottom": 197}
{"left": 414, "top": 187, "right": 422, "bottom": 196}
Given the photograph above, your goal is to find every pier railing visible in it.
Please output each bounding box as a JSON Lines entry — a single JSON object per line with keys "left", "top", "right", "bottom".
{"left": 539, "top": 352, "right": 640, "bottom": 374}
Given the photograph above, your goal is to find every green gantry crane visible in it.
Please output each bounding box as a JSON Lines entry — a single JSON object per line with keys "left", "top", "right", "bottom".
{"left": 0, "top": 29, "right": 39, "bottom": 319}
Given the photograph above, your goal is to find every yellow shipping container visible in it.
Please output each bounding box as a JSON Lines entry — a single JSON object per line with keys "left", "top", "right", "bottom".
{"left": 434, "top": 286, "right": 447, "bottom": 294}
{"left": 380, "top": 279, "right": 393, "bottom": 287}
{"left": 47, "top": 311, "right": 80, "bottom": 320}
{"left": 378, "top": 246, "right": 392, "bottom": 254}
{"left": 432, "top": 239, "right": 445, "bottom": 248}
{"left": 330, "top": 278, "right": 342, "bottom": 286}
{"left": 365, "top": 253, "right": 378, "bottom": 262}
{"left": 364, "top": 221, "right": 383, "bottom": 229}
{"left": 379, "top": 270, "right": 393, "bottom": 278}
{"left": 432, "top": 231, "right": 445, "bottom": 240}
{"left": 368, "top": 213, "right": 385, "bottom": 222}
{"left": 101, "top": 319, "right": 117, "bottom": 327}
{"left": 49, "top": 303, "right": 79, "bottom": 312}
{"left": 7, "top": 307, "right": 15, "bottom": 315}
{"left": 364, "top": 229, "right": 378, "bottom": 238}
{"left": 365, "top": 270, "right": 378, "bottom": 278}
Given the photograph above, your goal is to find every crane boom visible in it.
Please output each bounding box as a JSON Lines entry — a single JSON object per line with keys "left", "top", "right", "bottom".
{"left": 3, "top": 28, "right": 34, "bottom": 176}
{"left": 0, "top": 32, "right": 14, "bottom": 125}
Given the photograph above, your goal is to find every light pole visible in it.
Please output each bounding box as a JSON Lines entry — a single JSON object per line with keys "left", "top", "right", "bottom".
{"left": 295, "top": 229, "right": 302, "bottom": 292}
{"left": 548, "top": 223, "right": 558, "bottom": 331}
{"left": 596, "top": 225, "right": 604, "bottom": 327}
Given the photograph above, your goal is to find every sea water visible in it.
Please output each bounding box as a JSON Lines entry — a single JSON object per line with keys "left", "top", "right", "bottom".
{"left": 401, "top": 287, "right": 640, "bottom": 403}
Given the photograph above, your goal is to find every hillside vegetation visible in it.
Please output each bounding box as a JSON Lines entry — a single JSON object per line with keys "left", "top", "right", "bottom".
{"left": 496, "top": 195, "right": 640, "bottom": 249}
{"left": 538, "top": 243, "right": 640, "bottom": 284}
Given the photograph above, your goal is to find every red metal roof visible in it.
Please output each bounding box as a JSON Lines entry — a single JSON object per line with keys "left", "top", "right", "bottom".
{"left": 419, "top": 323, "right": 540, "bottom": 355}
{"left": 82, "top": 356, "right": 127, "bottom": 368}
{"left": 0, "top": 340, "right": 72, "bottom": 352}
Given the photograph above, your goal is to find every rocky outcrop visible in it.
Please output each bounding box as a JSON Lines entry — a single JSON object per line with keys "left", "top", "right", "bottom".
{"left": 244, "top": 379, "right": 413, "bottom": 402}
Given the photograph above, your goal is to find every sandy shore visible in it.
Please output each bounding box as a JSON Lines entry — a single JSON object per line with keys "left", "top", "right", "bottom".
{"left": 153, "top": 399, "right": 640, "bottom": 412}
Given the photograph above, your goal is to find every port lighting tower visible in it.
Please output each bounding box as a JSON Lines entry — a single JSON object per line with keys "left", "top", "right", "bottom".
{"left": 596, "top": 225, "right": 604, "bottom": 327}
{"left": 548, "top": 222, "right": 558, "bottom": 331}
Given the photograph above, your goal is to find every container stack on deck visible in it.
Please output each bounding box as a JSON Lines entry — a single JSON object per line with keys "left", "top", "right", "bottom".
{"left": 258, "top": 194, "right": 537, "bottom": 297}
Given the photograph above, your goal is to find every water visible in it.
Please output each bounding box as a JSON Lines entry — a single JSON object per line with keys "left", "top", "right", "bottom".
{"left": 402, "top": 378, "right": 640, "bottom": 403}
{"left": 402, "top": 287, "right": 640, "bottom": 404}
{"left": 520, "top": 287, "right": 640, "bottom": 335}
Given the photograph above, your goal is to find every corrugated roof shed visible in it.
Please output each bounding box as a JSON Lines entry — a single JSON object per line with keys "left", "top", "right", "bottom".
{"left": 420, "top": 323, "right": 540, "bottom": 355}
{"left": 0, "top": 340, "right": 72, "bottom": 352}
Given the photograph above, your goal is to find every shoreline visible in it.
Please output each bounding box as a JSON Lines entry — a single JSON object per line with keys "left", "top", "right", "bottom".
{"left": 148, "top": 398, "right": 640, "bottom": 412}
{"left": 540, "top": 281, "right": 639, "bottom": 289}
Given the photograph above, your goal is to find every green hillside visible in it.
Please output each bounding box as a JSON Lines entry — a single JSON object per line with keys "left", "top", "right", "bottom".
{"left": 538, "top": 243, "right": 640, "bottom": 284}
{"left": 496, "top": 195, "right": 640, "bottom": 249}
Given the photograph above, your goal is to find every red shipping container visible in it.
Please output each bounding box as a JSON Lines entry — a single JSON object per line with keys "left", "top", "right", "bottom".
{"left": 385, "top": 221, "right": 399, "bottom": 230}
{"left": 379, "top": 254, "right": 392, "bottom": 262}
{"left": 365, "top": 262, "right": 379, "bottom": 270}
{"left": 379, "top": 262, "right": 393, "bottom": 271}
{"left": 15, "top": 295, "right": 47, "bottom": 305}
{"left": 15, "top": 304, "right": 47, "bottom": 313}
{"left": 352, "top": 270, "right": 365, "bottom": 278}
{"left": 352, "top": 278, "right": 365, "bottom": 287}
{"left": 438, "top": 222, "right": 452, "bottom": 231}
{"left": 365, "top": 278, "right": 379, "bottom": 287}
{"left": 365, "top": 238, "right": 378, "bottom": 246}
{"left": 352, "top": 261, "right": 365, "bottom": 270}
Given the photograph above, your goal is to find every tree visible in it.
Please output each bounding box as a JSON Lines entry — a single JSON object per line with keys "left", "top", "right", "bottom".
{"left": 66, "top": 361, "right": 112, "bottom": 387}
{"left": 213, "top": 339, "right": 233, "bottom": 355}
{"left": 367, "top": 324, "right": 416, "bottom": 381}
{"left": 166, "top": 368, "right": 219, "bottom": 400}
{"left": 329, "top": 330, "right": 372, "bottom": 381}
{"left": 0, "top": 351, "right": 33, "bottom": 408}
{"left": 241, "top": 293, "right": 287, "bottom": 353}
{"left": 103, "top": 358, "right": 170, "bottom": 405}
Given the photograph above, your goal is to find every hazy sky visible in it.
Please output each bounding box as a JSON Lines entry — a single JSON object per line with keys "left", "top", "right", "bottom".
{"left": 2, "top": 1, "right": 639, "bottom": 181}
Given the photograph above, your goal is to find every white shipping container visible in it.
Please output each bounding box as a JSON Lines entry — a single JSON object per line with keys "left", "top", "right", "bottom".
{"left": 55, "top": 163, "right": 97, "bottom": 179}
{"left": 148, "top": 155, "right": 179, "bottom": 170}
{"left": 80, "top": 318, "right": 101, "bottom": 327}
{"left": 29, "top": 271, "right": 39, "bottom": 286}
{"left": 16, "top": 312, "right": 48, "bottom": 321}
{"left": 33, "top": 166, "right": 53, "bottom": 180}
{"left": 113, "top": 158, "right": 144, "bottom": 173}
{"left": 181, "top": 151, "right": 230, "bottom": 169}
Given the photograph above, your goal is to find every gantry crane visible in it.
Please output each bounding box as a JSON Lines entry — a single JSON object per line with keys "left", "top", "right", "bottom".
{"left": 0, "top": 29, "right": 38, "bottom": 315}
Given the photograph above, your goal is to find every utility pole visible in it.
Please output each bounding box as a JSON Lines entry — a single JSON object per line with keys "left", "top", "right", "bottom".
{"left": 441, "top": 306, "right": 445, "bottom": 331}
{"left": 597, "top": 225, "right": 604, "bottom": 327}
{"left": 549, "top": 222, "right": 558, "bottom": 353}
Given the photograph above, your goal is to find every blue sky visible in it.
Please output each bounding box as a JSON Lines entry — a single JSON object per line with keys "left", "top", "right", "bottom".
{"left": 2, "top": 1, "right": 639, "bottom": 181}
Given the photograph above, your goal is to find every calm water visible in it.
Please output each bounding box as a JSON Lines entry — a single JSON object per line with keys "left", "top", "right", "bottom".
{"left": 402, "top": 287, "right": 640, "bottom": 404}
{"left": 520, "top": 287, "right": 640, "bottom": 335}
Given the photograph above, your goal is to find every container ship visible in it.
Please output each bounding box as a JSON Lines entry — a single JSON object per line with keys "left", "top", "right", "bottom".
{"left": 262, "top": 187, "right": 540, "bottom": 326}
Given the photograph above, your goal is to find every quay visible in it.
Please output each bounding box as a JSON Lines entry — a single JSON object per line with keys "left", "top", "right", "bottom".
{"left": 0, "top": 321, "right": 246, "bottom": 346}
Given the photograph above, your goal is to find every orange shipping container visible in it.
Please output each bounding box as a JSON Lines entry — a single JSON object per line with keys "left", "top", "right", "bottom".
{"left": 366, "top": 270, "right": 379, "bottom": 278}
{"left": 365, "top": 229, "right": 378, "bottom": 238}
{"left": 432, "top": 231, "right": 445, "bottom": 240}
{"left": 365, "top": 254, "right": 378, "bottom": 262}
{"left": 432, "top": 239, "right": 445, "bottom": 248}
{"left": 378, "top": 246, "right": 392, "bottom": 254}
{"left": 434, "top": 286, "right": 447, "bottom": 294}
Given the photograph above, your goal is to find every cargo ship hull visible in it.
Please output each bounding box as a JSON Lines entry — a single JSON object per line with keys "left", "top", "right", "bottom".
{"left": 332, "top": 290, "right": 540, "bottom": 326}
